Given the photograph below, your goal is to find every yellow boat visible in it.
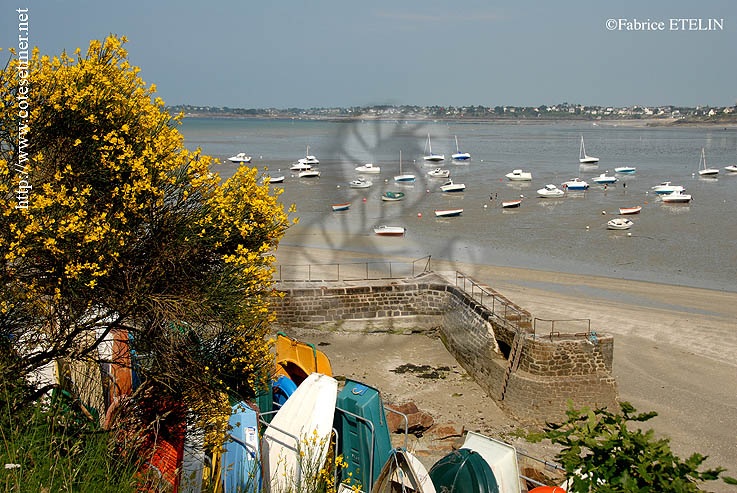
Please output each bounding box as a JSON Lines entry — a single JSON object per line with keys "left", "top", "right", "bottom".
{"left": 274, "top": 332, "right": 333, "bottom": 385}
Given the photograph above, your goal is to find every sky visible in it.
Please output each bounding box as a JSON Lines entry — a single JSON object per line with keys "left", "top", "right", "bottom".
{"left": 3, "top": 0, "right": 736, "bottom": 109}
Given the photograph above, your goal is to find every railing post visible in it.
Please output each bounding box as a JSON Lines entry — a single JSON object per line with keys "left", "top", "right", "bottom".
{"left": 337, "top": 263, "right": 340, "bottom": 281}
{"left": 389, "top": 262, "right": 393, "bottom": 278}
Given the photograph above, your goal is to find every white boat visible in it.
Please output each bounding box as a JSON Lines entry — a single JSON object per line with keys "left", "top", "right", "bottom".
{"left": 451, "top": 135, "right": 471, "bottom": 161}
{"left": 619, "top": 205, "right": 642, "bottom": 215}
{"left": 297, "top": 145, "right": 319, "bottom": 165}
{"left": 504, "top": 169, "right": 532, "bottom": 181}
{"left": 462, "top": 431, "right": 521, "bottom": 493}
{"left": 263, "top": 175, "right": 285, "bottom": 184}
{"left": 614, "top": 166, "right": 637, "bottom": 174}
{"left": 427, "top": 168, "right": 450, "bottom": 178}
{"left": 290, "top": 161, "right": 312, "bottom": 171}
{"left": 579, "top": 135, "right": 599, "bottom": 164}
{"left": 501, "top": 198, "right": 523, "bottom": 208}
{"left": 697, "top": 147, "right": 719, "bottom": 177}
{"left": 298, "top": 169, "right": 320, "bottom": 178}
{"left": 434, "top": 208, "right": 463, "bottom": 217}
{"left": 373, "top": 225, "right": 406, "bottom": 236}
{"left": 661, "top": 190, "right": 692, "bottom": 204}
{"left": 650, "top": 181, "right": 685, "bottom": 195}
{"left": 561, "top": 177, "right": 589, "bottom": 191}
{"left": 393, "top": 151, "right": 416, "bottom": 183}
{"left": 724, "top": 164, "right": 737, "bottom": 173}
{"left": 439, "top": 179, "right": 465, "bottom": 193}
{"left": 423, "top": 134, "right": 445, "bottom": 162}
{"left": 261, "top": 373, "right": 338, "bottom": 493}
{"left": 228, "top": 152, "right": 252, "bottom": 163}
{"left": 355, "top": 163, "right": 381, "bottom": 174}
{"left": 536, "top": 184, "right": 565, "bottom": 198}
{"left": 349, "top": 177, "right": 372, "bottom": 188}
{"left": 592, "top": 172, "right": 618, "bottom": 185}
{"left": 331, "top": 202, "right": 351, "bottom": 211}
{"left": 372, "top": 448, "right": 436, "bottom": 493}
{"left": 607, "top": 217, "right": 633, "bottom": 230}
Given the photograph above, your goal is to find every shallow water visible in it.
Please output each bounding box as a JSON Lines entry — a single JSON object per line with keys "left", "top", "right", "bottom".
{"left": 180, "top": 117, "right": 737, "bottom": 292}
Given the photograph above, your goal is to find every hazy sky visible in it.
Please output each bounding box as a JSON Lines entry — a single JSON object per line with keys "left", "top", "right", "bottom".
{"left": 4, "top": 0, "right": 736, "bottom": 108}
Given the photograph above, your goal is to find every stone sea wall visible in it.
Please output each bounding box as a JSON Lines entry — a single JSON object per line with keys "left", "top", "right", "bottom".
{"left": 272, "top": 273, "right": 617, "bottom": 423}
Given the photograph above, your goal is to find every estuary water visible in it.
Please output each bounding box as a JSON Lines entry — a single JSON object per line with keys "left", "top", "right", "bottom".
{"left": 180, "top": 117, "right": 737, "bottom": 292}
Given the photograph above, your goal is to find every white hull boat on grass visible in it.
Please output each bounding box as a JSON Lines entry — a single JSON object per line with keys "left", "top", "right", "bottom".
{"left": 373, "top": 225, "right": 406, "bottom": 236}
{"left": 607, "top": 218, "right": 633, "bottom": 230}
{"left": 434, "top": 208, "right": 463, "bottom": 217}
{"left": 440, "top": 180, "right": 465, "bottom": 193}
{"left": 579, "top": 135, "right": 599, "bottom": 164}
{"left": 697, "top": 147, "right": 719, "bottom": 177}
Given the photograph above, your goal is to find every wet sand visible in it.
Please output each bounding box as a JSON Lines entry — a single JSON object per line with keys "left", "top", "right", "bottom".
{"left": 274, "top": 244, "right": 737, "bottom": 486}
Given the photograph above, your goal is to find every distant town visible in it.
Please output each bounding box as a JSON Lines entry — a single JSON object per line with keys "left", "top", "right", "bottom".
{"left": 169, "top": 103, "right": 737, "bottom": 125}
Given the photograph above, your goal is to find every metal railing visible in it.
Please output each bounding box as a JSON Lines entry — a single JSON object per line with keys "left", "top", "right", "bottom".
{"left": 274, "top": 255, "right": 432, "bottom": 282}
{"left": 533, "top": 317, "right": 592, "bottom": 339}
{"left": 453, "top": 272, "right": 532, "bottom": 332}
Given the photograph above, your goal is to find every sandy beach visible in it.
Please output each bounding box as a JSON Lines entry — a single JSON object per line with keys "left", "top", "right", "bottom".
{"left": 274, "top": 243, "right": 737, "bottom": 487}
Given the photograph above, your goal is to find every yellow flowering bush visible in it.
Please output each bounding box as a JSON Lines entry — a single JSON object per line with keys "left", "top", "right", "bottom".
{"left": 0, "top": 36, "right": 290, "bottom": 440}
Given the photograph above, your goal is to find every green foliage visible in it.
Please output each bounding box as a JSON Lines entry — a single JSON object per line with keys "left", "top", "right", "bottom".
{"left": 1, "top": 388, "right": 141, "bottom": 492}
{"left": 529, "top": 401, "right": 735, "bottom": 492}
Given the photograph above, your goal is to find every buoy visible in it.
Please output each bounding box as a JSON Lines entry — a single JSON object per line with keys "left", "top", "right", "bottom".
{"left": 483, "top": 204, "right": 488, "bottom": 208}
{"left": 362, "top": 197, "right": 367, "bottom": 202}
{"left": 586, "top": 225, "right": 590, "bottom": 230}
{"left": 417, "top": 212, "right": 422, "bottom": 218}
{"left": 627, "top": 232, "right": 632, "bottom": 237}
{"left": 426, "top": 189, "right": 430, "bottom": 193}
{"left": 601, "top": 210, "right": 606, "bottom": 215}
{"left": 529, "top": 487, "right": 567, "bottom": 493}
{"left": 337, "top": 185, "right": 341, "bottom": 188}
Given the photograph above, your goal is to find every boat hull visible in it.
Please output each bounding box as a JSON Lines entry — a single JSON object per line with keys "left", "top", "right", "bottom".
{"left": 607, "top": 218, "right": 633, "bottom": 230}
{"left": 261, "top": 373, "right": 338, "bottom": 493}
{"left": 618, "top": 206, "right": 641, "bottom": 215}
{"left": 501, "top": 200, "right": 522, "bottom": 208}
{"left": 434, "top": 209, "right": 463, "bottom": 217}
{"left": 331, "top": 203, "right": 351, "bottom": 211}
{"left": 373, "top": 226, "right": 406, "bottom": 236}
